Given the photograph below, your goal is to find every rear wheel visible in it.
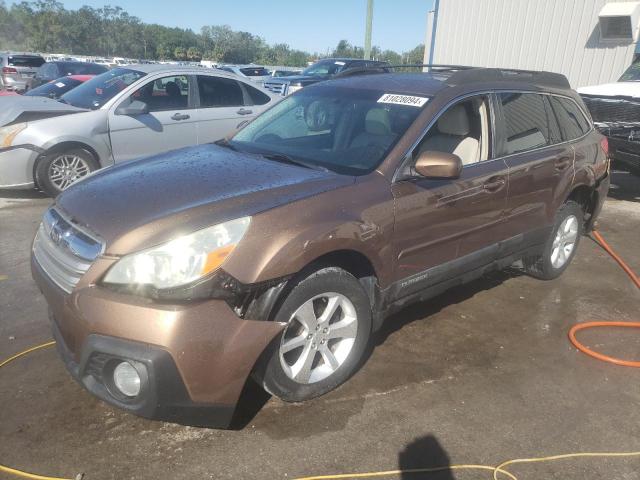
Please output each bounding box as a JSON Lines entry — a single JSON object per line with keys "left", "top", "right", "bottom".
{"left": 523, "top": 200, "right": 583, "bottom": 280}
{"left": 35, "top": 148, "right": 99, "bottom": 197}
{"left": 256, "top": 267, "right": 372, "bottom": 402}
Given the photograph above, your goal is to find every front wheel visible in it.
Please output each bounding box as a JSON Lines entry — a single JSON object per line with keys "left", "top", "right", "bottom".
{"left": 35, "top": 148, "right": 99, "bottom": 197}
{"left": 255, "top": 267, "right": 372, "bottom": 402}
{"left": 523, "top": 200, "right": 584, "bottom": 280}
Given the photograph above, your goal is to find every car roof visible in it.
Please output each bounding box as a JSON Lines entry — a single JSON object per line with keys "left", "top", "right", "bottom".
{"left": 311, "top": 72, "right": 449, "bottom": 96}
{"left": 314, "top": 67, "right": 572, "bottom": 96}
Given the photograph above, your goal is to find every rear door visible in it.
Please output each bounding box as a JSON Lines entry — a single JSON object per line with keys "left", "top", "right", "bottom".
{"left": 108, "top": 74, "right": 198, "bottom": 162}
{"left": 497, "top": 92, "right": 574, "bottom": 249}
{"left": 194, "top": 74, "right": 272, "bottom": 143}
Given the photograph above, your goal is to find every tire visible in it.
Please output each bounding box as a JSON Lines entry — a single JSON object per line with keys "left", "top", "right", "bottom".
{"left": 523, "top": 200, "right": 584, "bottom": 280}
{"left": 35, "top": 147, "right": 99, "bottom": 197}
{"left": 256, "top": 267, "right": 373, "bottom": 402}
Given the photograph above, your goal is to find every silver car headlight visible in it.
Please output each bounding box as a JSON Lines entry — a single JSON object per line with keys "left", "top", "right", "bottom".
{"left": 103, "top": 217, "right": 251, "bottom": 289}
{"left": 0, "top": 122, "right": 28, "bottom": 148}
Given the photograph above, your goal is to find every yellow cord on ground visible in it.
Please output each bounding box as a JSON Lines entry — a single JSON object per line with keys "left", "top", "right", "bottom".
{"left": 0, "top": 340, "right": 79, "bottom": 480}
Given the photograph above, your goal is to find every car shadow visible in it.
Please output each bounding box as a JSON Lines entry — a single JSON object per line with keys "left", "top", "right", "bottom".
{"left": 0, "top": 189, "right": 48, "bottom": 200}
{"left": 398, "top": 434, "right": 455, "bottom": 480}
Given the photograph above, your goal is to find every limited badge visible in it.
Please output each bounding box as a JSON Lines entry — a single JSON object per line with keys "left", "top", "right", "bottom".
{"left": 377, "top": 93, "right": 429, "bottom": 107}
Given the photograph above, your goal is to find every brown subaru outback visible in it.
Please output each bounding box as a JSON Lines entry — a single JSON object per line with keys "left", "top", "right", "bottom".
{"left": 31, "top": 66, "right": 610, "bottom": 427}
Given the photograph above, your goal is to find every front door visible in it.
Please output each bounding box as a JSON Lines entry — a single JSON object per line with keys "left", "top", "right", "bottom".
{"left": 391, "top": 94, "right": 509, "bottom": 297}
{"left": 108, "top": 74, "right": 198, "bottom": 162}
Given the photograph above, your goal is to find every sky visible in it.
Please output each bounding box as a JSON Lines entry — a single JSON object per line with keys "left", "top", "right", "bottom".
{"left": 8, "top": 0, "right": 435, "bottom": 53}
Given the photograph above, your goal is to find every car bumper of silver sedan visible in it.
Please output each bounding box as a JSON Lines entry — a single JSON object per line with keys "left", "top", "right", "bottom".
{"left": 0, "top": 145, "right": 43, "bottom": 189}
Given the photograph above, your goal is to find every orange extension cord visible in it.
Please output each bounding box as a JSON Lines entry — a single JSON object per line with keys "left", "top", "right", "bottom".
{"left": 568, "top": 230, "right": 640, "bottom": 367}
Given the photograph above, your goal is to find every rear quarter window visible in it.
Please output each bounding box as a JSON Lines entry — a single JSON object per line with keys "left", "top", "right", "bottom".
{"left": 244, "top": 84, "right": 271, "bottom": 105}
{"left": 549, "top": 97, "right": 591, "bottom": 141}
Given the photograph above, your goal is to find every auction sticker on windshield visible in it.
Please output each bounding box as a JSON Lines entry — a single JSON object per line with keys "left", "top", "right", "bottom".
{"left": 378, "top": 93, "right": 428, "bottom": 107}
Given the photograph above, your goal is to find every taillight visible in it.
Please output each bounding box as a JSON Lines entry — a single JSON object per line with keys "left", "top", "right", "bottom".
{"left": 600, "top": 137, "right": 609, "bottom": 157}
{"left": 2, "top": 66, "right": 17, "bottom": 74}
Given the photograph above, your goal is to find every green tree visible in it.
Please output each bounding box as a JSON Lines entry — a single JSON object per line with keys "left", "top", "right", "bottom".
{"left": 174, "top": 46, "right": 186, "bottom": 60}
{"left": 186, "top": 46, "right": 201, "bottom": 61}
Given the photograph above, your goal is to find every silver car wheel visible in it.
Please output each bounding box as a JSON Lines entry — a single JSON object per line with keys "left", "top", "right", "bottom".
{"left": 550, "top": 214, "right": 579, "bottom": 269}
{"left": 48, "top": 154, "right": 91, "bottom": 191}
{"left": 279, "top": 292, "right": 358, "bottom": 384}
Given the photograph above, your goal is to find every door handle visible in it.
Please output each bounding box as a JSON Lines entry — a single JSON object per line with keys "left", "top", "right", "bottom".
{"left": 237, "top": 108, "right": 253, "bottom": 115}
{"left": 171, "top": 113, "right": 190, "bottom": 121}
{"left": 483, "top": 176, "right": 506, "bottom": 193}
{"left": 555, "top": 157, "right": 572, "bottom": 171}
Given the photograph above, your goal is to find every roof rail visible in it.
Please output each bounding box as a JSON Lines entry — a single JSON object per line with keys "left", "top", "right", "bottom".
{"left": 446, "top": 67, "right": 571, "bottom": 89}
{"left": 331, "top": 63, "right": 571, "bottom": 89}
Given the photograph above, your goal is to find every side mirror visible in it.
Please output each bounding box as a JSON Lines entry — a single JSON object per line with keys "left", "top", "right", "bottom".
{"left": 414, "top": 151, "right": 463, "bottom": 179}
{"left": 116, "top": 100, "right": 149, "bottom": 116}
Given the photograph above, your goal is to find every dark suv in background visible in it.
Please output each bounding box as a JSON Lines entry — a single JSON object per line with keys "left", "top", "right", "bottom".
{"left": 0, "top": 52, "right": 45, "bottom": 92}
{"left": 263, "top": 57, "right": 390, "bottom": 95}
{"left": 31, "top": 61, "right": 109, "bottom": 89}
{"left": 32, "top": 66, "right": 609, "bottom": 427}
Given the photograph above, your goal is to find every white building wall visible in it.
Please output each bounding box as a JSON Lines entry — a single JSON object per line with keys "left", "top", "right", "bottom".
{"left": 430, "top": 0, "right": 640, "bottom": 87}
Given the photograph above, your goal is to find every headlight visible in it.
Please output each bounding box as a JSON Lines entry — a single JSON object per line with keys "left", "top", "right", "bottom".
{"left": 0, "top": 122, "right": 28, "bottom": 148}
{"left": 103, "top": 217, "right": 251, "bottom": 290}
{"left": 287, "top": 85, "right": 303, "bottom": 95}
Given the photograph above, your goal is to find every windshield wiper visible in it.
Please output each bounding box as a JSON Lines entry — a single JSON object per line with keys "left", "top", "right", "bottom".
{"left": 260, "top": 153, "right": 329, "bottom": 172}
{"left": 214, "top": 138, "right": 238, "bottom": 151}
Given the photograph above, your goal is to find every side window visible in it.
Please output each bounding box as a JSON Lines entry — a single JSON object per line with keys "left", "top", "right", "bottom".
{"left": 543, "top": 96, "right": 563, "bottom": 145}
{"left": 415, "top": 95, "right": 491, "bottom": 166}
{"left": 197, "top": 75, "right": 244, "bottom": 108}
{"left": 243, "top": 83, "right": 271, "bottom": 106}
{"left": 549, "top": 97, "right": 591, "bottom": 141}
{"left": 130, "top": 75, "right": 190, "bottom": 112}
{"left": 498, "top": 93, "right": 550, "bottom": 155}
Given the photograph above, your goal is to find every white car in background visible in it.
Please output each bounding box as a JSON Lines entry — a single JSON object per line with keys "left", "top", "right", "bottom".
{"left": 0, "top": 64, "right": 279, "bottom": 196}
{"left": 579, "top": 62, "right": 640, "bottom": 176}
{"left": 217, "top": 64, "right": 272, "bottom": 83}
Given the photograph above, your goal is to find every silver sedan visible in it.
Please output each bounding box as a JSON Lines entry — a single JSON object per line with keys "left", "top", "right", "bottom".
{"left": 0, "top": 64, "right": 279, "bottom": 196}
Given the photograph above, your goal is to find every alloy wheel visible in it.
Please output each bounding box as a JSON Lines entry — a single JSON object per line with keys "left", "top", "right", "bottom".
{"left": 279, "top": 293, "right": 358, "bottom": 384}
{"left": 550, "top": 214, "right": 579, "bottom": 269}
{"left": 48, "top": 154, "right": 91, "bottom": 191}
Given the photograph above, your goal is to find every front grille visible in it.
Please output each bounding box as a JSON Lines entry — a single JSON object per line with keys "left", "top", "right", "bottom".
{"left": 33, "top": 208, "right": 103, "bottom": 293}
{"left": 263, "top": 81, "right": 287, "bottom": 95}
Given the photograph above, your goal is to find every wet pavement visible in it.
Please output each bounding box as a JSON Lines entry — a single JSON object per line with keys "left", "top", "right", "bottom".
{"left": 1, "top": 171, "right": 639, "bottom": 480}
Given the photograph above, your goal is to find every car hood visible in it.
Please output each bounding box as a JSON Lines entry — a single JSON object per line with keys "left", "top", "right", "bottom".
{"left": 0, "top": 96, "right": 86, "bottom": 127}
{"left": 269, "top": 74, "right": 328, "bottom": 85}
{"left": 56, "top": 145, "right": 354, "bottom": 255}
{"left": 578, "top": 82, "right": 640, "bottom": 99}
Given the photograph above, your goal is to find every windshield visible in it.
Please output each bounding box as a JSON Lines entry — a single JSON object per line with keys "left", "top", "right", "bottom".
{"left": 60, "top": 67, "right": 146, "bottom": 109}
{"left": 231, "top": 86, "right": 427, "bottom": 175}
{"left": 25, "top": 77, "right": 83, "bottom": 98}
{"left": 302, "top": 60, "right": 349, "bottom": 77}
{"left": 620, "top": 62, "right": 640, "bottom": 82}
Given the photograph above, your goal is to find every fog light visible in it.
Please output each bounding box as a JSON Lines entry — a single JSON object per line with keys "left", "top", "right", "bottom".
{"left": 113, "top": 361, "right": 141, "bottom": 397}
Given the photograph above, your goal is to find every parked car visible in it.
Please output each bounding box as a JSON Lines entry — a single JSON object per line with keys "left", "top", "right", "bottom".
{"left": 271, "top": 69, "right": 303, "bottom": 77}
{"left": 263, "top": 58, "right": 390, "bottom": 95}
{"left": 30, "top": 66, "right": 609, "bottom": 426}
{"left": 579, "top": 62, "right": 640, "bottom": 176}
{"left": 23, "top": 75, "right": 94, "bottom": 99}
{"left": 31, "top": 61, "right": 108, "bottom": 89}
{"left": 0, "top": 52, "right": 46, "bottom": 92}
{"left": 217, "top": 64, "right": 271, "bottom": 83}
{"left": 0, "top": 64, "right": 278, "bottom": 196}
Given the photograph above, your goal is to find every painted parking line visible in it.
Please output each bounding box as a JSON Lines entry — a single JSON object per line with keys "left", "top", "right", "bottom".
{"left": 0, "top": 275, "right": 8, "bottom": 281}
